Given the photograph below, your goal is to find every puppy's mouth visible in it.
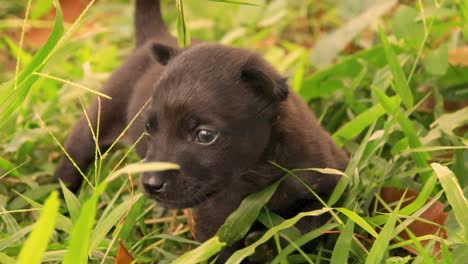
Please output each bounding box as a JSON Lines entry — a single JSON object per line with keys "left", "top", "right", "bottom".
{"left": 147, "top": 189, "right": 218, "bottom": 209}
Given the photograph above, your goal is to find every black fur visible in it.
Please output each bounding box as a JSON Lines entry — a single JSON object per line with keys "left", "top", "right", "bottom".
{"left": 54, "top": 0, "right": 348, "bottom": 262}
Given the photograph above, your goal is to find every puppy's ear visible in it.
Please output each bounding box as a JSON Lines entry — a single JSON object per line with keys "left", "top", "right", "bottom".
{"left": 241, "top": 62, "right": 289, "bottom": 102}
{"left": 150, "top": 43, "right": 179, "bottom": 65}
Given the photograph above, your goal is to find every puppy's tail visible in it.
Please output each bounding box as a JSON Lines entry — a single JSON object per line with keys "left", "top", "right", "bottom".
{"left": 135, "top": 0, "right": 168, "bottom": 47}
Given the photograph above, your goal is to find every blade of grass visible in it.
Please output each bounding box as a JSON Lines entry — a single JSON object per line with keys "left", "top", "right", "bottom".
{"left": 4, "top": 36, "right": 32, "bottom": 67}
{"left": 0, "top": 253, "right": 16, "bottom": 264}
{"left": 0, "top": 0, "right": 63, "bottom": 127}
{"left": 36, "top": 114, "right": 91, "bottom": 188}
{"left": 59, "top": 181, "right": 81, "bottom": 223}
{"left": 89, "top": 194, "right": 143, "bottom": 253}
{"left": 62, "top": 183, "right": 107, "bottom": 264}
{"left": 172, "top": 179, "right": 283, "bottom": 262}
{"left": 365, "top": 204, "right": 400, "bottom": 264}
{"left": 332, "top": 98, "right": 399, "bottom": 146}
{"left": 98, "top": 178, "right": 129, "bottom": 223}
{"left": 378, "top": 27, "right": 413, "bottom": 109}
{"left": 368, "top": 161, "right": 438, "bottom": 227}
{"left": 14, "top": 0, "right": 32, "bottom": 89}
{"left": 30, "top": 0, "right": 54, "bottom": 19}
{"left": 431, "top": 163, "right": 468, "bottom": 239}
{"left": 33, "top": 72, "right": 112, "bottom": 99}
{"left": 0, "top": 158, "right": 23, "bottom": 178}
{"left": 0, "top": 225, "right": 33, "bottom": 251}
{"left": 17, "top": 192, "right": 59, "bottom": 264}
{"left": 299, "top": 45, "right": 396, "bottom": 101}
{"left": 392, "top": 190, "right": 443, "bottom": 237}
{"left": 208, "top": 0, "right": 261, "bottom": 6}
{"left": 403, "top": 225, "right": 436, "bottom": 264}
{"left": 336, "top": 208, "right": 378, "bottom": 238}
{"left": 292, "top": 167, "right": 348, "bottom": 208}
{"left": 271, "top": 223, "right": 338, "bottom": 264}
{"left": 372, "top": 87, "right": 431, "bottom": 181}
{"left": 257, "top": 209, "right": 302, "bottom": 241}
{"left": 217, "top": 179, "right": 282, "bottom": 244}
{"left": 330, "top": 219, "right": 355, "bottom": 264}
{"left": 10, "top": 189, "right": 72, "bottom": 233}
{"left": 118, "top": 193, "right": 146, "bottom": 241}
{"left": 171, "top": 237, "right": 226, "bottom": 264}
{"left": 176, "top": 0, "right": 190, "bottom": 47}
{"left": 440, "top": 239, "right": 453, "bottom": 264}
{"left": 0, "top": 206, "right": 22, "bottom": 236}
{"left": 226, "top": 208, "right": 331, "bottom": 264}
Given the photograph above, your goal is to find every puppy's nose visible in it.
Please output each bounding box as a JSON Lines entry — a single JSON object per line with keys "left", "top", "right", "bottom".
{"left": 142, "top": 175, "right": 166, "bottom": 193}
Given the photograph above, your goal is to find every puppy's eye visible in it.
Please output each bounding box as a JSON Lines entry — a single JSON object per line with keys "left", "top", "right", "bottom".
{"left": 194, "top": 129, "right": 219, "bottom": 145}
{"left": 144, "top": 121, "right": 152, "bottom": 136}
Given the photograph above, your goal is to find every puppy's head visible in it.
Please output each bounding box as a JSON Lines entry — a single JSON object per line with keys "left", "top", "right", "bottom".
{"left": 140, "top": 43, "right": 288, "bottom": 208}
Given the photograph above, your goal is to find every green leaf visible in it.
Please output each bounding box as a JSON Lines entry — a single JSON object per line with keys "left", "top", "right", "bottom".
{"left": 257, "top": 209, "right": 302, "bottom": 241}
{"left": 458, "top": 0, "right": 468, "bottom": 21}
{"left": 172, "top": 179, "right": 282, "bottom": 262}
{"left": 0, "top": 225, "right": 33, "bottom": 251}
{"left": 0, "top": 0, "right": 64, "bottom": 127}
{"left": 226, "top": 208, "right": 331, "bottom": 264}
{"left": 31, "top": 0, "right": 54, "bottom": 19}
{"left": 368, "top": 175, "right": 438, "bottom": 226}
{"left": 431, "top": 163, "right": 468, "bottom": 239}
{"left": 271, "top": 223, "right": 338, "bottom": 264}
{"left": 300, "top": 45, "right": 395, "bottom": 101}
{"left": 17, "top": 192, "right": 59, "bottom": 264}
{"left": 216, "top": 179, "right": 282, "bottom": 245}
{"left": 8, "top": 189, "right": 72, "bottom": 233}
{"left": 330, "top": 219, "right": 354, "bottom": 264}
{"left": 62, "top": 183, "right": 107, "bottom": 264}
{"left": 440, "top": 240, "right": 453, "bottom": 264}
{"left": 3, "top": 36, "right": 32, "bottom": 66}
{"left": 0, "top": 253, "right": 16, "bottom": 264}
{"left": 452, "top": 244, "right": 468, "bottom": 264}
{"left": 176, "top": 0, "right": 191, "bottom": 47}
{"left": 399, "top": 174, "right": 437, "bottom": 216}
{"left": 422, "top": 107, "right": 468, "bottom": 143}
{"left": 378, "top": 27, "right": 414, "bottom": 109}
{"left": 0, "top": 157, "right": 20, "bottom": 177}
{"left": 117, "top": 195, "right": 146, "bottom": 241}
{"left": 332, "top": 98, "right": 398, "bottom": 146}
{"left": 89, "top": 194, "right": 143, "bottom": 253}
{"left": 59, "top": 181, "right": 81, "bottom": 223}
{"left": 9, "top": 184, "right": 59, "bottom": 210}
{"left": 365, "top": 206, "right": 399, "bottom": 264}
{"left": 424, "top": 43, "right": 449, "bottom": 76}
{"left": 172, "top": 237, "right": 226, "bottom": 264}
{"left": 372, "top": 87, "right": 431, "bottom": 181}
{"left": 336, "top": 208, "right": 378, "bottom": 238}
{"left": 391, "top": 5, "right": 425, "bottom": 49}
{"left": 208, "top": 0, "right": 261, "bottom": 6}
{"left": 0, "top": 206, "right": 22, "bottom": 235}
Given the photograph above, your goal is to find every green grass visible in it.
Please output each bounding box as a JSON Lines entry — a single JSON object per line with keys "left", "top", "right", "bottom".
{"left": 0, "top": 0, "right": 467, "bottom": 263}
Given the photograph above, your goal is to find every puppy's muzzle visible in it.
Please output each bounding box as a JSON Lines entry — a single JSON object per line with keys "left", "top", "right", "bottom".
{"left": 141, "top": 169, "right": 178, "bottom": 194}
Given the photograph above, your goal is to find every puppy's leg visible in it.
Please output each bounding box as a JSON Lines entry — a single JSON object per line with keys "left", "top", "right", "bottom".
{"left": 54, "top": 96, "right": 128, "bottom": 192}
{"left": 54, "top": 47, "right": 153, "bottom": 192}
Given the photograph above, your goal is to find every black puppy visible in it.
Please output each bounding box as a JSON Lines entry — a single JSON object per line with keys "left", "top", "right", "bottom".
{"left": 55, "top": 0, "right": 348, "bottom": 261}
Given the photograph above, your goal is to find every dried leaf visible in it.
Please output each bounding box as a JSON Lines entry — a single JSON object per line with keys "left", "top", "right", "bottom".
{"left": 449, "top": 46, "right": 468, "bottom": 67}
{"left": 381, "top": 187, "right": 448, "bottom": 255}
{"left": 183, "top": 209, "right": 197, "bottom": 240}
{"left": 115, "top": 241, "right": 134, "bottom": 264}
